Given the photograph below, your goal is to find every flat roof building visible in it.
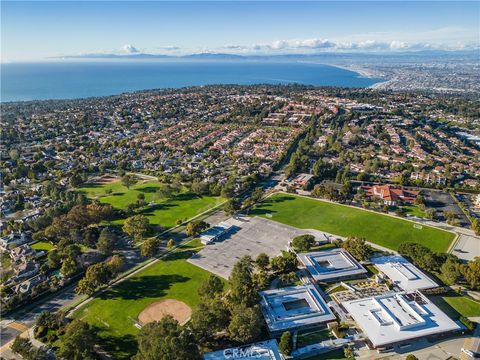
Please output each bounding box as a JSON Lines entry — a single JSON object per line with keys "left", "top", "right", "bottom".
{"left": 342, "top": 291, "right": 460, "bottom": 349}
{"left": 371, "top": 255, "right": 438, "bottom": 291}
{"left": 298, "top": 248, "right": 368, "bottom": 283}
{"left": 259, "top": 284, "right": 336, "bottom": 335}
{"left": 203, "top": 340, "right": 283, "bottom": 360}
{"left": 199, "top": 221, "right": 233, "bottom": 245}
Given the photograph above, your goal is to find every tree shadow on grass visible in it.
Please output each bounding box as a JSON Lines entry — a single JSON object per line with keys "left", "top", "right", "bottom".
{"left": 96, "top": 332, "right": 138, "bottom": 360}
{"left": 110, "top": 192, "right": 126, "bottom": 197}
{"left": 270, "top": 195, "right": 296, "bottom": 203}
{"left": 172, "top": 192, "right": 201, "bottom": 202}
{"left": 250, "top": 195, "right": 295, "bottom": 216}
{"left": 137, "top": 186, "right": 160, "bottom": 194}
{"left": 98, "top": 274, "right": 190, "bottom": 301}
{"left": 162, "top": 251, "right": 194, "bottom": 262}
{"left": 137, "top": 203, "right": 178, "bottom": 216}
{"left": 249, "top": 208, "right": 278, "bottom": 216}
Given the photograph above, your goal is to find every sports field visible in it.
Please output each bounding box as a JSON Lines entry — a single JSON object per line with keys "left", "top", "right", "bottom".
{"left": 78, "top": 180, "right": 223, "bottom": 229}
{"left": 73, "top": 242, "right": 218, "bottom": 359}
{"left": 250, "top": 193, "right": 455, "bottom": 252}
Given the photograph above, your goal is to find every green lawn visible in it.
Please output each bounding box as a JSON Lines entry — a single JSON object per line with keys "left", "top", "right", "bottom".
{"left": 31, "top": 241, "right": 55, "bottom": 252}
{"left": 431, "top": 293, "right": 480, "bottom": 318}
{"left": 305, "top": 348, "right": 347, "bottom": 360}
{"left": 73, "top": 245, "right": 219, "bottom": 359}
{"left": 250, "top": 193, "right": 454, "bottom": 252}
{"left": 328, "top": 285, "right": 347, "bottom": 294}
{"left": 402, "top": 205, "right": 426, "bottom": 218}
{"left": 366, "top": 264, "right": 379, "bottom": 275}
{"left": 297, "top": 328, "right": 332, "bottom": 348}
{"left": 78, "top": 180, "right": 223, "bottom": 229}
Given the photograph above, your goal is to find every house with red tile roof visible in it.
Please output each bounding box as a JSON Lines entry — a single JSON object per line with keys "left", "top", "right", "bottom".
{"left": 361, "top": 184, "right": 419, "bottom": 206}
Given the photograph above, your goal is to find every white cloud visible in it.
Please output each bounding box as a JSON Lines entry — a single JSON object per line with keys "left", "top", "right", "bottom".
{"left": 123, "top": 44, "right": 139, "bottom": 54}
{"left": 215, "top": 37, "right": 478, "bottom": 54}
{"left": 389, "top": 40, "right": 408, "bottom": 50}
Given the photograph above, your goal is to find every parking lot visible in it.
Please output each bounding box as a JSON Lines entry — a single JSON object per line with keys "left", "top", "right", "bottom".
{"left": 422, "top": 189, "right": 470, "bottom": 226}
{"left": 188, "top": 216, "right": 334, "bottom": 279}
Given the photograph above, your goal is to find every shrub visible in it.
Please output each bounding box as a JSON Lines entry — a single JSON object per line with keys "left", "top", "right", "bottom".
{"left": 279, "top": 331, "right": 292, "bottom": 356}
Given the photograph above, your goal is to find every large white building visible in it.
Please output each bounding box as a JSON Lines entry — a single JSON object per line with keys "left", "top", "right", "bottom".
{"left": 342, "top": 291, "right": 461, "bottom": 349}
{"left": 203, "top": 340, "right": 283, "bottom": 360}
{"left": 259, "top": 284, "right": 336, "bottom": 335}
{"left": 298, "top": 248, "right": 368, "bottom": 282}
{"left": 371, "top": 255, "right": 438, "bottom": 291}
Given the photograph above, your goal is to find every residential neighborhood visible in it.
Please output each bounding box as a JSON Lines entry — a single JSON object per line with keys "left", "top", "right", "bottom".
{"left": 1, "top": 84, "right": 479, "bottom": 360}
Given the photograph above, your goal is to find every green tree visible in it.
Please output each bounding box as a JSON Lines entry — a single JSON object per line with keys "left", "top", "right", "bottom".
{"left": 10, "top": 336, "right": 48, "bottom": 360}
{"left": 106, "top": 254, "right": 125, "bottom": 276}
{"left": 405, "top": 355, "right": 418, "bottom": 360}
{"left": 440, "top": 258, "right": 461, "bottom": 285}
{"left": 47, "top": 250, "right": 61, "bottom": 269}
{"left": 135, "top": 315, "right": 200, "bottom": 360}
{"left": 57, "top": 320, "right": 96, "bottom": 360}
{"left": 123, "top": 215, "right": 150, "bottom": 241}
{"left": 198, "top": 275, "right": 224, "bottom": 300}
{"left": 140, "top": 238, "right": 161, "bottom": 257}
{"left": 278, "top": 331, "right": 292, "bottom": 356}
{"left": 190, "top": 299, "right": 231, "bottom": 342}
{"left": 69, "top": 173, "right": 83, "bottom": 188}
{"left": 10, "top": 337, "right": 32, "bottom": 357}
{"left": 342, "top": 237, "right": 372, "bottom": 261}
{"left": 229, "top": 256, "right": 258, "bottom": 307}
{"left": 270, "top": 251, "right": 298, "bottom": 274}
{"left": 185, "top": 220, "right": 209, "bottom": 237}
{"left": 255, "top": 253, "right": 270, "bottom": 271}
{"left": 76, "top": 263, "right": 111, "bottom": 295}
{"left": 156, "top": 183, "right": 179, "bottom": 200}
{"left": 425, "top": 208, "right": 436, "bottom": 220}
{"left": 291, "top": 234, "right": 315, "bottom": 252}
{"left": 414, "top": 195, "right": 425, "bottom": 206}
{"left": 472, "top": 219, "right": 480, "bottom": 236}
{"left": 9, "top": 148, "right": 20, "bottom": 160}
{"left": 463, "top": 258, "right": 480, "bottom": 290}
{"left": 167, "top": 239, "right": 175, "bottom": 249}
{"left": 252, "top": 270, "right": 270, "bottom": 290}
{"left": 97, "top": 227, "right": 117, "bottom": 255}
{"left": 344, "top": 345, "right": 354, "bottom": 359}
{"left": 250, "top": 187, "right": 264, "bottom": 203}
{"left": 224, "top": 198, "right": 241, "bottom": 216}
{"left": 121, "top": 174, "right": 138, "bottom": 189}
{"left": 228, "top": 304, "right": 263, "bottom": 343}
{"left": 60, "top": 256, "right": 78, "bottom": 277}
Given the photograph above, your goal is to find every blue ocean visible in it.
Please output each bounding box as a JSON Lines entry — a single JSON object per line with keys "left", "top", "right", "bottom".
{"left": 1, "top": 61, "right": 382, "bottom": 102}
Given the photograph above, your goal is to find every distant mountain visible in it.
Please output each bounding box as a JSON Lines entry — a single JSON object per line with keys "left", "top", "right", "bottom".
{"left": 56, "top": 53, "right": 172, "bottom": 60}
{"left": 54, "top": 49, "right": 479, "bottom": 61}
{"left": 182, "top": 53, "right": 245, "bottom": 60}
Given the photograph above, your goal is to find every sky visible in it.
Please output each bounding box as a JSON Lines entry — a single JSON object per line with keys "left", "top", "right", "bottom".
{"left": 1, "top": 1, "right": 479, "bottom": 61}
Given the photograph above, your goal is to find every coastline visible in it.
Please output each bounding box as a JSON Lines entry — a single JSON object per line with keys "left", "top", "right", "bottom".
{"left": 317, "top": 62, "right": 389, "bottom": 89}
